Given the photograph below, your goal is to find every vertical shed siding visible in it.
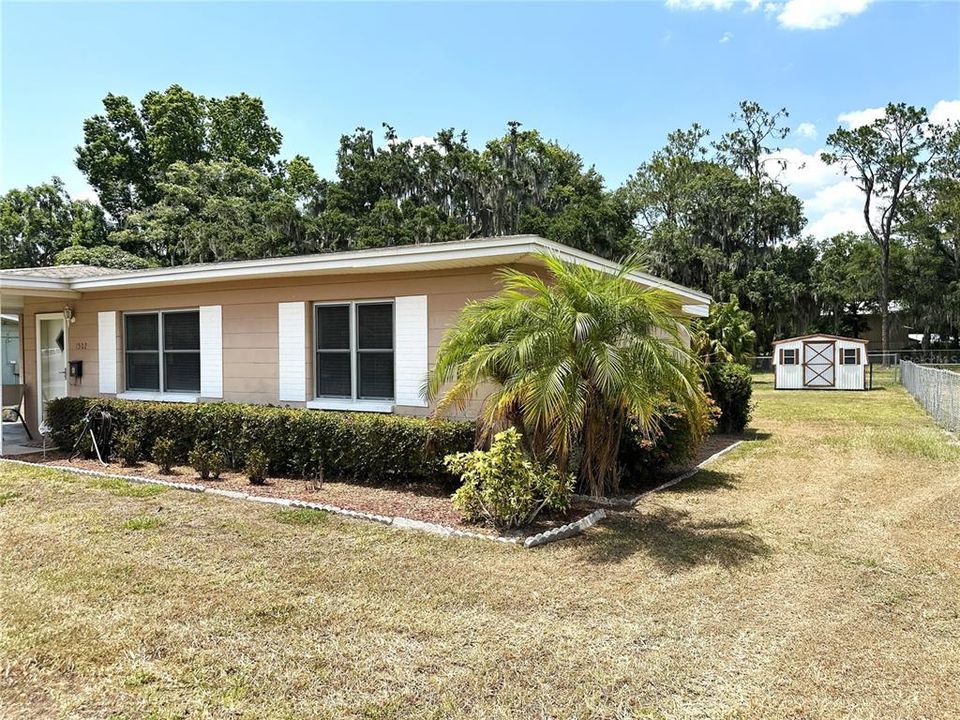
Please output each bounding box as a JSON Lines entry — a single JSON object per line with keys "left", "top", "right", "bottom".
{"left": 774, "top": 336, "right": 866, "bottom": 391}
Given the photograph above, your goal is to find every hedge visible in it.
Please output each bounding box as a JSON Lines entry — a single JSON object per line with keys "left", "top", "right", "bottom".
{"left": 706, "top": 362, "right": 754, "bottom": 433}
{"left": 618, "top": 398, "right": 718, "bottom": 483}
{"left": 46, "top": 397, "right": 475, "bottom": 487}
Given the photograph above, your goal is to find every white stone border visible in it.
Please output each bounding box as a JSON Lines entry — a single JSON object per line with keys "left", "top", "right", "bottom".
{"left": 573, "top": 439, "right": 745, "bottom": 508}
{"left": 0, "top": 458, "right": 606, "bottom": 548}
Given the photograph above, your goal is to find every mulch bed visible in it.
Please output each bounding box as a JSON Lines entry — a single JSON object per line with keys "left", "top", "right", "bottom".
{"left": 7, "top": 433, "right": 743, "bottom": 534}
{"left": 8, "top": 450, "right": 592, "bottom": 537}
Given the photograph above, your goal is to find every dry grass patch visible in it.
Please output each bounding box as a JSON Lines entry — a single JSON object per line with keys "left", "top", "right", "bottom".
{"left": 0, "top": 373, "right": 958, "bottom": 718}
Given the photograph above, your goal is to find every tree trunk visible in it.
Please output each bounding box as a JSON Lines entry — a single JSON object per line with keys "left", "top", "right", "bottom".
{"left": 880, "top": 244, "right": 891, "bottom": 365}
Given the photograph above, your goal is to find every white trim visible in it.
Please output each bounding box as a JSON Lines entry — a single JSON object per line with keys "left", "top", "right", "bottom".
{"left": 35, "top": 312, "right": 68, "bottom": 430}
{"left": 394, "top": 295, "right": 429, "bottom": 407}
{"left": 51, "top": 236, "right": 709, "bottom": 305}
{"left": 306, "top": 398, "right": 393, "bottom": 413}
{"left": 278, "top": 302, "right": 307, "bottom": 402}
{"left": 97, "top": 311, "right": 117, "bottom": 394}
{"left": 116, "top": 391, "right": 199, "bottom": 403}
{"left": 199, "top": 305, "right": 223, "bottom": 398}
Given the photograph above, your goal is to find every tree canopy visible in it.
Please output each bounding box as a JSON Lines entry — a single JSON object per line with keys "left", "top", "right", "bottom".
{"left": 2, "top": 86, "right": 958, "bottom": 352}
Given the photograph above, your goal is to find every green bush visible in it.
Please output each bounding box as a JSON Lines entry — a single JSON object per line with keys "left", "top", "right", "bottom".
{"left": 114, "top": 433, "right": 141, "bottom": 467}
{"left": 45, "top": 397, "right": 475, "bottom": 486}
{"left": 188, "top": 442, "right": 224, "bottom": 480}
{"left": 446, "top": 428, "right": 573, "bottom": 529}
{"left": 152, "top": 438, "right": 177, "bottom": 475}
{"left": 707, "top": 362, "right": 754, "bottom": 433}
{"left": 618, "top": 398, "right": 718, "bottom": 482}
{"left": 245, "top": 448, "right": 268, "bottom": 485}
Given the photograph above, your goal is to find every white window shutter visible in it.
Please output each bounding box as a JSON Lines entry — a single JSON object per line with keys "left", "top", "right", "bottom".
{"left": 394, "top": 295, "right": 429, "bottom": 407}
{"left": 278, "top": 302, "right": 306, "bottom": 402}
{"left": 97, "top": 311, "right": 117, "bottom": 394}
{"left": 199, "top": 305, "right": 223, "bottom": 398}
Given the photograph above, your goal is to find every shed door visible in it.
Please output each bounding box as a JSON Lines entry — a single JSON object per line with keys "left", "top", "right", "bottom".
{"left": 803, "top": 341, "right": 835, "bottom": 387}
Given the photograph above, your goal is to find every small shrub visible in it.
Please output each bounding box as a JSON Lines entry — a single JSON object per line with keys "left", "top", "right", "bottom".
{"left": 188, "top": 443, "right": 225, "bottom": 480}
{"left": 152, "top": 437, "right": 177, "bottom": 475}
{"left": 245, "top": 448, "right": 268, "bottom": 485}
{"left": 114, "top": 433, "right": 141, "bottom": 467}
{"left": 619, "top": 398, "right": 718, "bottom": 482}
{"left": 446, "top": 428, "right": 573, "bottom": 530}
{"left": 707, "top": 362, "right": 754, "bottom": 433}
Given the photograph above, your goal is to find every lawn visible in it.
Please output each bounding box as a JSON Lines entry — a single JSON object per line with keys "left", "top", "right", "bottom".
{"left": 1, "top": 373, "right": 959, "bottom": 719}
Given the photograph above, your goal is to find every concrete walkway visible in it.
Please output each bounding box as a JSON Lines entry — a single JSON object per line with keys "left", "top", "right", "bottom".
{"left": 1, "top": 422, "right": 51, "bottom": 457}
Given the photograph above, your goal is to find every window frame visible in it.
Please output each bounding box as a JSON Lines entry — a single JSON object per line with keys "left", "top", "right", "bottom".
{"left": 841, "top": 347, "right": 859, "bottom": 365}
{"left": 122, "top": 309, "right": 201, "bottom": 395}
{"left": 313, "top": 299, "right": 395, "bottom": 404}
{"left": 781, "top": 348, "right": 799, "bottom": 366}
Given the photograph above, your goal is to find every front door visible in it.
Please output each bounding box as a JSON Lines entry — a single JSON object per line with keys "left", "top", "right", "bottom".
{"left": 803, "top": 340, "right": 835, "bottom": 388}
{"left": 36, "top": 314, "right": 67, "bottom": 429}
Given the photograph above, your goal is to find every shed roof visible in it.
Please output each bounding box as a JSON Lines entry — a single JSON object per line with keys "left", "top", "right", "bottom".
{"left": 772, "top": 333, "right": 869, "bottom": 346}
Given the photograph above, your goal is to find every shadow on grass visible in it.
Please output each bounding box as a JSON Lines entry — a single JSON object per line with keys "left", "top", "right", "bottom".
{"left": 576, "top": 503, "right": 771, "bottom": 570}
{"left": 658, "top": 468, "right": 746, "bottom": 496}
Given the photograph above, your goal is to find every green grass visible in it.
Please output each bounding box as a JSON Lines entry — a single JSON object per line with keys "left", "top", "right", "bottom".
{"left": 0, "top": 373, "right": 958, "bottom": 719}
{"left": 120, "top": 515, "right": 165, "bottom": 531}
{"left": 273, "top": 508, "right": 328, "bottom": 526}
{"left": 88, "top": 475, "right": 170, "bottom": 498}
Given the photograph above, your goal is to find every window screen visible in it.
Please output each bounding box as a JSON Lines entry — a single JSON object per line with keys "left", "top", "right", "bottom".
{"left": 314, "top": 302, "right": 394, "bottom": 401}
{"left": 316, "top": 305, "right": 352, "bottom": 397}
{"left": 124, "top": 311, "right": 200, "bottom": 393}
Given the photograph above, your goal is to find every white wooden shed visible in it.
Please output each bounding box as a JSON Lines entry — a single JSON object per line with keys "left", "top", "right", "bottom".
{"left": 772, "top": 334, "right": 869, "bottom": 390}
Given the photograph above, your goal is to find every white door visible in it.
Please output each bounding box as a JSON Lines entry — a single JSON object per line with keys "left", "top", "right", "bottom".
{"left": 36, "top": 314, "right": 68, "bottom": 429}
{"left": 803, "top": 341, "right": 835, "bottom": 388}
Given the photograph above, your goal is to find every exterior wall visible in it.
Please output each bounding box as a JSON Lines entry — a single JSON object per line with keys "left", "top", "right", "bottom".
{"left": 21, "top": 265, "right": 511, "bottom": 433}
{"left": 773, "top": 336, "right": 867, "bottom": 390}
{"left": 774, "top": 340, "right": 804, "bottom": 389}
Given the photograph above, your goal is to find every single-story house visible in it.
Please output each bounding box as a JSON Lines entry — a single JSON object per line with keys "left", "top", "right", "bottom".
{"left": 0, "top": 235, "right": 710, "bottom": 440}
{"left": 772, "top": 334, "right": 869, "bottom": 390}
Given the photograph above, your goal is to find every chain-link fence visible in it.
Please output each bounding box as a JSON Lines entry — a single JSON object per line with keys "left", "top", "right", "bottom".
{"left": 899, "top": 360, "right": 960, "bottom": 432}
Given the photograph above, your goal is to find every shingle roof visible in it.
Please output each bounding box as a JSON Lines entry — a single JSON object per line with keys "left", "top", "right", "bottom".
{"left": 0, "top": 264, "right": 124, "bottom": 279}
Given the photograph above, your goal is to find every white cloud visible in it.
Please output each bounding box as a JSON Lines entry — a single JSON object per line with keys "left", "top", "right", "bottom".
{"left": 795, "top": 122, "right": 818, "bottom": 139}
{"left": 765, "top": 146, "right": 866, "bottom": 239}
{"left": 776, "top": 0, "right": 873, "bottom": 29}
{"left": 665, "top": 0, "right": 736, "bottom": 9}
{"left": 837, "top": 106, "right": 885, "bottom": 128}
{"left": 665, "top": 0, "right": 873, "bottom": 29}
{"left": 719, "top": 31, "right": 734, "bottom": 43}
{"left": 930, "top": 99, "right": 960, "bottom": 127}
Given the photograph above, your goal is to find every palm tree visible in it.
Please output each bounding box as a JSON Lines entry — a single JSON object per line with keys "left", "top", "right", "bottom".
{"left": 693, "top": 296, "right": 757, "bottom": 365}
{"left": 428, "top": 253, "right": 706, "bottom": 497}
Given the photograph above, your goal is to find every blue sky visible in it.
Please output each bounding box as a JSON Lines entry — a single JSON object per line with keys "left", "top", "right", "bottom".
{"left": 2, "top": 1, "right": 958, "bottom": 238}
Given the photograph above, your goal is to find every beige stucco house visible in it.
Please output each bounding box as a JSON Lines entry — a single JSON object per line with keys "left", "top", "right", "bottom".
{"left": 0, "top": 235, "right": 710, "bottom": 441}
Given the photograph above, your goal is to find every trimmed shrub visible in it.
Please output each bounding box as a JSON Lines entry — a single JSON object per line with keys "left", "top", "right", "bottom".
{"left": 618, "top": 398, "right": 718, "bottom": 483}
{"left": 245, "top": 448, "right": 268, "bottom": 485}
{"left": 46, "top": 397, "right": 474, "bottom": 486}
{"left": 152, "top": 438, "right": 177, "bottom": 475}
{"left": 188, "top": 443, "right": 224, "bottom": 480}
{"left": 707, "top": 362, "right": 754, "bottom": 433}
{"left": 114, "top": 433, "right": 141, "bottom": 467}
{"left": 446, "top": 428, "right": 573, "bottom": 529}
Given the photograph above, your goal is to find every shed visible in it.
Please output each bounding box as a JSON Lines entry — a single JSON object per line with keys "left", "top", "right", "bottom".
{"left": 772, "top": 334, "right": 869, "bottom": 390}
